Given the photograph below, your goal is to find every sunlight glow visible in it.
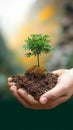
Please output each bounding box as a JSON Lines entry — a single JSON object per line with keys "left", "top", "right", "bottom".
{"left": 0, "top": 0, "right": 37, "bottom": 40}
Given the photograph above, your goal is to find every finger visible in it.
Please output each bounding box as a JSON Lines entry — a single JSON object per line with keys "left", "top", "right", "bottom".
{"left": 17, "top": 88, "right": 39, "bottom": 105}
{"left": 8, "top": 82, "right": 16, "bottom": 87}
{"left": 18, "top": 89, "right": 51, "bottom": 110}
{"left": 10, "top": 86, "right": 34, "bottom": 109}
{"left": 10, "top": 86, "right": 42, "bottom": 110}
{"left": 8, "top": 77, "right": 13, "bottom": 82}
{"left": 40, "top": 82, "right": 66, "bottom": 104}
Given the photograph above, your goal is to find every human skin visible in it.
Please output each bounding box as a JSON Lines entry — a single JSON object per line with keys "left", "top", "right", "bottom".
{"left": 8, "top": 69, "right": 73, "bottom": 110}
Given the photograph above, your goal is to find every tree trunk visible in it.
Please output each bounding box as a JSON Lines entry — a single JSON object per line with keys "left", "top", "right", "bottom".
{"left": 37, "top": 54, "right": 40, "bottom": 67}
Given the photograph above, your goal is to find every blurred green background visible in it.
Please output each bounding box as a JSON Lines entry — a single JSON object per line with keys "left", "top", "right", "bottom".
{"left": 0, "top": 0, "right": 73, "bottom": 130}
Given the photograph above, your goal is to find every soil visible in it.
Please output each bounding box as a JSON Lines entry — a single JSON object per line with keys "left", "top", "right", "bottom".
{"left": 11, "top": 66, "right": 59, "bottom": 100}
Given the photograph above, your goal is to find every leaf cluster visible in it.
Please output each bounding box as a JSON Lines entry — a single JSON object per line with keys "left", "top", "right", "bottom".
{"left": 23, "top": 34, "right": 53, "bottom": 57}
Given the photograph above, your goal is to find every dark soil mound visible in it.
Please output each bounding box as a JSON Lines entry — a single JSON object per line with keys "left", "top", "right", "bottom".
{"left": 11, "top": 66, "right": 59, "bottom": 100}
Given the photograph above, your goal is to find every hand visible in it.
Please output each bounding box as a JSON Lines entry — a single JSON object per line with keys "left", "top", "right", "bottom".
{"left": 8, "top": 69, "right": 73, "bottom": 109}
{"left": 8, "top": 78, "right": 45, "bottom": 110}
{"left": 40, "top": 68, "right": 73, "bottom": 108}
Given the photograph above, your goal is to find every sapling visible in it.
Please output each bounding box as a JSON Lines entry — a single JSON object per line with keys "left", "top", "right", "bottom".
{"left": 11, "top": 34, "right": 58, "bottom": 100}
{"left": 23, "top": 34, "right": 53, "bottom": 67}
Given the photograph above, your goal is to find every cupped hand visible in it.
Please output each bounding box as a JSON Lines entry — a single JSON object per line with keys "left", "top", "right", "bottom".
{"left": 8, "top": 69, "right": 73, "bottom": 109}
{"left": 8, "top": 77, "right": 46, "bottom": 110}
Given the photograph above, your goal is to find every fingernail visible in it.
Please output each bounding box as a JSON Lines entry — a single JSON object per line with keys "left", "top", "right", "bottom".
{"left": 40, "top": 97, "right": 47, "bottom": 104}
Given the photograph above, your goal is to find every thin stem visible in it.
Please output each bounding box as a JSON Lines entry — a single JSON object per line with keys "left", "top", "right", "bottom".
{"left": 37, "top": 54, "right": 40, "bottom": 67}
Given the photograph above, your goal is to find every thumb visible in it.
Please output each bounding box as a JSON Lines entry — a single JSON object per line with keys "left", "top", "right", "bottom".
{"left": 40, "top": 81, "right": 65, "bottom": 104}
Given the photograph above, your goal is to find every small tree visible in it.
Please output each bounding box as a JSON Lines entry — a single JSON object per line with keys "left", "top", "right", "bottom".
{"left": 23, "top": 34, "right": 53, "bottom": 67}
